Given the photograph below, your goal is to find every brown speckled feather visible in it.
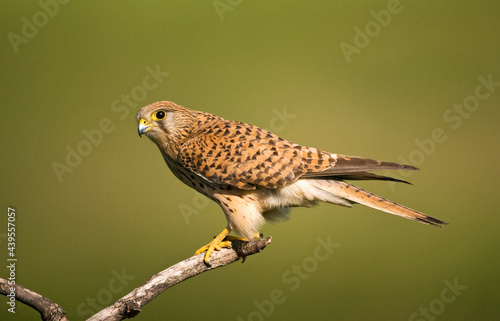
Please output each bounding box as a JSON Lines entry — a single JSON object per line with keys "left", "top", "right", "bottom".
{"left": 177, "top": 117, "right": 337, "bottom": 190}
{"left": 137, "top": 101, "right": 417, "bottom": 190}
{"left": 136, "top": 101, "right": 446, "bottom": 244}
{"left": 178, "top": 120, "right": 416, "bottom": 190}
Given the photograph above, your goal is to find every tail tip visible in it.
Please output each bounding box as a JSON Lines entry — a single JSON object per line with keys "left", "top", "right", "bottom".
{"left": 417, "top": 216, "right": 448, "bottom": 227}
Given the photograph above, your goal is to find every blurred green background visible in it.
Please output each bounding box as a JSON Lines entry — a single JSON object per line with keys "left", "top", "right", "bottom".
{"left": 1, "top": 1, "right": 499, "bottom": 320}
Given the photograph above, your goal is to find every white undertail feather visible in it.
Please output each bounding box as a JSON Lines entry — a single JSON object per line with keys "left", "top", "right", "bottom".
{"left": 318, "top": 180, "right": 442, "bottom": 225}
{"left": 256, "top": 179, "right": 442, "bottom": 227}
{"left": 257, "top": 179, "right": 353, "bottom": 222}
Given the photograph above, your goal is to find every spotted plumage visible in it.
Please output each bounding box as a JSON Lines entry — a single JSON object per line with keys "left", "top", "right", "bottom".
{"left": 136, "top": 101, "right": 446, "bottom": 264}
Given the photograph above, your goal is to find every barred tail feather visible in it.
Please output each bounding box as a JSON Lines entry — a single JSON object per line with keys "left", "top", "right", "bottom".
{"left": 312, "top": 180, "right": 447, "bottom": 226}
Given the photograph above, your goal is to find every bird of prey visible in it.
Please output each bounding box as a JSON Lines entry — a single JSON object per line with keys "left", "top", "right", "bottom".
{"left": 136, "top": 101, "right": 446, "bottom": 264}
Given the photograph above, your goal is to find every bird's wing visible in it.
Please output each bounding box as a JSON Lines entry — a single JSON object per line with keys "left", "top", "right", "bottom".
{"left": 300, "top": 155, "right": 418, "bottom": 179}
{"left": 319, "top": 172, "right": 412, "bottom": 184}
{"left": 177, "top": 121, "right": 313, "bottom": 190}
{"left": 177, "top": 120, "right": 416, "bottom": 190}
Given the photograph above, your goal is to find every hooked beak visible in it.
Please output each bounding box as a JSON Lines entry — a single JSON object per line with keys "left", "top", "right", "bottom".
{"left": 138, "top": 119, "right": 152, "bottom": 137}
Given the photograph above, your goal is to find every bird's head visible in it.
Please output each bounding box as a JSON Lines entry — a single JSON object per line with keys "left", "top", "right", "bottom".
{"left": 136, "top": 101, "right": 196, "bottom": 158}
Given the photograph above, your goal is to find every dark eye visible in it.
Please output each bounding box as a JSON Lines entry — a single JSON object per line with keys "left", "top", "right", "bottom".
{"left": 153, "top": 110, "right": 166, "bottom": 120}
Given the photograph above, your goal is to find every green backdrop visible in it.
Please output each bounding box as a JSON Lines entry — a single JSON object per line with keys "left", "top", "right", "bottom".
{"left": 1, "top": 1, "right": 499, "bottom": 320}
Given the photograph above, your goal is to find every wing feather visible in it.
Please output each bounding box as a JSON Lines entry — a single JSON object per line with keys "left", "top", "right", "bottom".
{"left": 177, "top": 117, "right": 417, "bottom": 190}
{"left": 177, "top": 120, "right": 308, "bottom": 190}
{"left": 301, "top": 155, "right": 417, "bottom": 178}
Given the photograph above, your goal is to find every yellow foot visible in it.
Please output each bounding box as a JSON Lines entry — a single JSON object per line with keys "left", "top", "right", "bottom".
{"left": 194, "top": 228, "right": 260, "bottom": 265}
{"left": 195, "top": 227, "right": 232, "bottom": 265}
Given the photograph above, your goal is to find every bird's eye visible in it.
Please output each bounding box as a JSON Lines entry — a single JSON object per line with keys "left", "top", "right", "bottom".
{"left": 153, "top": 110, "right": 166, "bottom": 121}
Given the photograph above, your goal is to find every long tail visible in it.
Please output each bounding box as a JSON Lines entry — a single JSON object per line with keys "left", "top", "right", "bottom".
{"left": 312, "top": 179, "right": 447, "bottom": 226}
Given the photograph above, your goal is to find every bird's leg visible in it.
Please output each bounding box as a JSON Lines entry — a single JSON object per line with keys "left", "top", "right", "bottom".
{"left": 195, "top": 227, "right": 233, "bottom": 264}
{"left": 195, "top": 228, "right": 263, "bottom": 264}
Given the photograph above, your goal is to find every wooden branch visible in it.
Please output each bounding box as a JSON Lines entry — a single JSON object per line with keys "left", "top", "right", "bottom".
{"left": 0, "top": 237, "right": 271, "bottom": 321}
{"left": 0, "top": 278, "right": 68, "bottom": 321}
{"left": 88, "top": 237, "right": 271, "bottom": 321}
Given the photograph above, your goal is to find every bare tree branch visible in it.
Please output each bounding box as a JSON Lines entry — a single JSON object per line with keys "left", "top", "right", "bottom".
{"left": 87, "top": 237, "right": 272, "bottom": 321}
{"left": 0, "top": 237, "right": 271, "bottom": 321}
{"left": 0, "top": 278, "right": 68, "bottom": 321}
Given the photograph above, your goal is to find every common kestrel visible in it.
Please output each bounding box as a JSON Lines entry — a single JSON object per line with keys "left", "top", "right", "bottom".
{"left": 136, "top": 101, "right": 446, "bottom": 264}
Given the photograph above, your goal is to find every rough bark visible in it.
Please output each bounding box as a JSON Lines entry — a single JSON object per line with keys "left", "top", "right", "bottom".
{"left": 0, "top": 237, "right": 272, "bottom": 321}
